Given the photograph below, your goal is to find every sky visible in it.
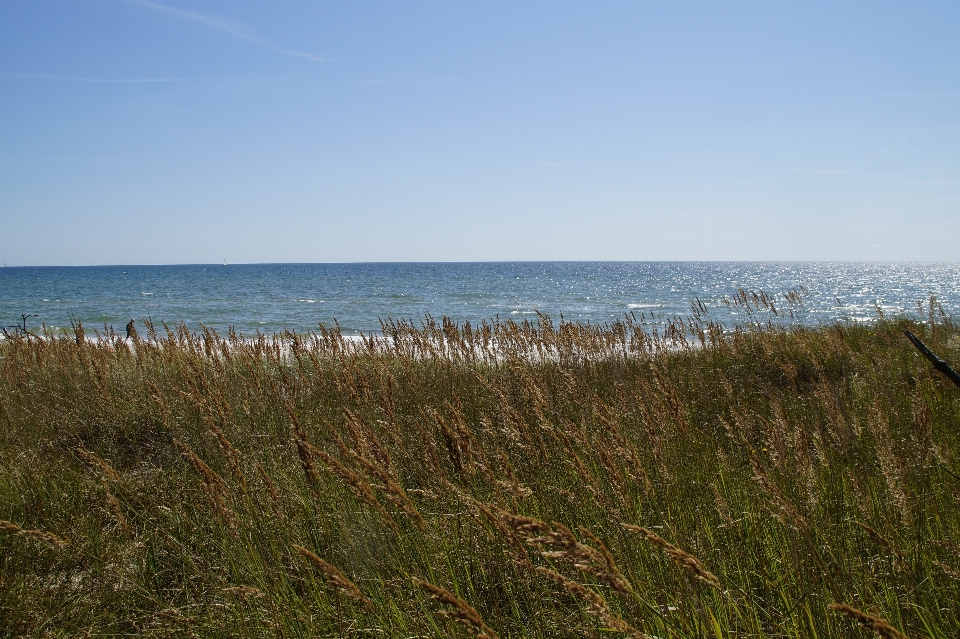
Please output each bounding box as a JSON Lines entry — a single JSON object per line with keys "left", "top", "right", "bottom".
{"left": 1, "top": 0, "right": 958, "bottom": 266}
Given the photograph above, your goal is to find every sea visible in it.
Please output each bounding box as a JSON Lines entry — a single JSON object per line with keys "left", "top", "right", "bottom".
{"left": 1, "top": 262, "right": 957, "bottom": 337}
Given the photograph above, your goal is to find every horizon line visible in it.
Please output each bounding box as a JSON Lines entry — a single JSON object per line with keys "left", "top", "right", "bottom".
{"left": 2, "top": 259, "right": 957, "bottom": 269}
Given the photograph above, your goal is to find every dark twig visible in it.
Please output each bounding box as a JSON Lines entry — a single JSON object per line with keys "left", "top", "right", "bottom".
{"left": 904, "top": 330, "right": 960, "bottom": 389}
{"left": 2, "top": 313, "right": 39, "bottom": 339}
{"left": 938, "top": 462, "right": 960, "bottom": 485}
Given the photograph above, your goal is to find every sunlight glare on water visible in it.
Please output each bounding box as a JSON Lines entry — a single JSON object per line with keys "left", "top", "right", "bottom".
{"left": 1, "top": 262, "right": 956, "bottom": 336}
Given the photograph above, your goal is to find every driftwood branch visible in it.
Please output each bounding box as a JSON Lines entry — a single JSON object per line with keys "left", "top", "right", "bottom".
{"left": 904, "top": 329, "right": 960, "bottom": 389}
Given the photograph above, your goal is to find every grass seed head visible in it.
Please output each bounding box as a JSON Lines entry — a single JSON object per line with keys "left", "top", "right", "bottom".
{"left": 623, "top": 523, "right": 720, "bottom": 589}
{"left": 75, "top": 448, "right": 121, "bottom": 483}
{"left": 413, "top": 577, "right": 500, "bottom": 639}
{"left": 536, "top": 568, "right": 650, "bottom": 639}
{"left": 0, "top": 520, "right": 70, "bottom": 547}
{"left": 294, "top": 544, "right": 372, "bottom": 608}
{"left": 829, "top": 603, "right": 910, "bottom": 639}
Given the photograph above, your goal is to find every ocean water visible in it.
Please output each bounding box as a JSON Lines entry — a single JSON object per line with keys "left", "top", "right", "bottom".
{"left": 1, "top": 262, "right": 957, "bottom": 337}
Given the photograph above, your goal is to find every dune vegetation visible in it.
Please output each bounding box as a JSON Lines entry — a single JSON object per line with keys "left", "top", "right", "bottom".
{"left": 1, "top": 294, "right": 959, "bottom": 638}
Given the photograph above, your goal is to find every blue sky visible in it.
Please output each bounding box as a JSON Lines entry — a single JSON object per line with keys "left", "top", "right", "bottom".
{"left": 1, "top": 0, "right": 958, "bottom": 265}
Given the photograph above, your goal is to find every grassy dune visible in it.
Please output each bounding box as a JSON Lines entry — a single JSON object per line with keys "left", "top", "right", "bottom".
{"left": 1, "top": 305, "right": 959, "bottom": 638}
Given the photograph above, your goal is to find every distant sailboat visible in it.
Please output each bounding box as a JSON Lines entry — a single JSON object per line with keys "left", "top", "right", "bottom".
{"left": 222, "top": 259, "right": 227, "bottom": 267}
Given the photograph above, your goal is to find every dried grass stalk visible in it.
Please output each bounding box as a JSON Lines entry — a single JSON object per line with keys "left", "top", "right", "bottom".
{"left": 446, "top": 486, "right": 532, "bottom": 569}
{"left": 173, "top": 438, "right": 235, "bottom": 525}
{"left": 257, "top": 463, "right": 284, "bottom": 509}
{"left": 304, "top": 440, "right": 398, "bottom": 530}
{"left": 749, "top": 448, "right": 808, "bottom": 529}
{"left": 348, "top": 449, "right": 427, "bottom": 529}
{"left": 293, "top": 544, "right": 372, "bottom": 608}
{"left": 289, "top": 413, "right": 321, "bottom": 493}
{"left": 223, "top": 585, "right": 263, "bottom": 599}
{"left": 855, "top": 521, "right": 907, "bottom": 572}
{"left": 103, "top": 488, "right": 130, "bottom": 533}
{"left": 75, "top": 448, "right": 121, "bottom": 483}
{"left": 934, "top": 560, "right": 960, "bottom": 581}
{"left": 622, "top": 524, "right": 720, "bottom": 589}
{"left": 292, "top": 432, "right": 321, "bottom": 493}
{"left": 536, "top": 568, "right": 650, "bottom": 639}
{"left": 829, "top": 603, "right": 910, "bottom": 639}
{"left": 532, "top": 523, "right": 634, "bottom": 595}
{"left": 206, "top": 420, "right": 247, "bottom": 490}
{"left": 493, "top": 507, "right": 632, "bottom": 595}
{"left": 413, "top": 577, "right": 499, "bottom": 639}
{"left": 75, "top": 448, "right": 130, "bottom": 532}
{"left": 344, "top": 408, "right": 395, "bottom": 474}
{"left": 0, "top": 520, "right": 69, "bottom": 547}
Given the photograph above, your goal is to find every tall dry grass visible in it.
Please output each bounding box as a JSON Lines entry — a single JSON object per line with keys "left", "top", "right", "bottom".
{"left": 1, "top": 296, "right": 958, "bottom": 637}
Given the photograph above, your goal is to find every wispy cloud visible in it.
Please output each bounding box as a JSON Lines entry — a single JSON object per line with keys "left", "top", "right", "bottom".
{"left": 353, "top": 73, "right": 455, "bottom": 86}
{"left": 124, "top": 0, "right": 326, "bottom": 63}
{"left": 2, "top": 71, "right": 181, "bottom": 84}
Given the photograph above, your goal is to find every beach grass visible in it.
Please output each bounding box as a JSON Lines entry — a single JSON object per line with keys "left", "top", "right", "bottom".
{"left": 1, "top": 301, "right": 958, "bottom": 638}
